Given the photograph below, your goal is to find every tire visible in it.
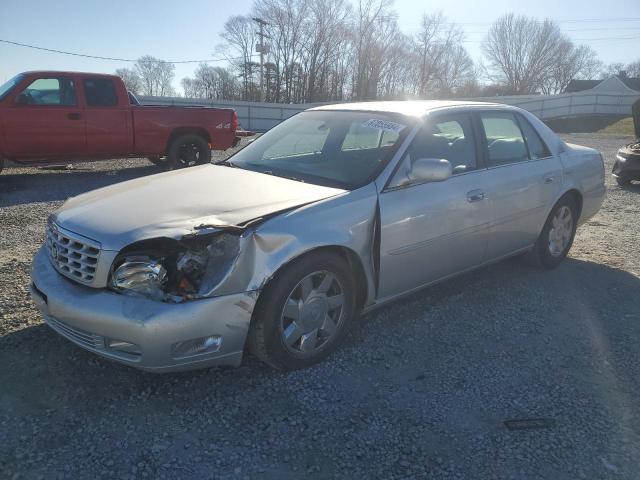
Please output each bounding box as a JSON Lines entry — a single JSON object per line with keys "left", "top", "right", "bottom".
{"left": 247, "top": 252, "right": 356, "bottom": 370}
{"left": 526, "top": 195, "right": 578, "bottom": 269}
{"left": 167, "top": 134, "right": 211, "bottom": 169}
{"left": 616, "top": 175, "right": 631, "bottom": 187}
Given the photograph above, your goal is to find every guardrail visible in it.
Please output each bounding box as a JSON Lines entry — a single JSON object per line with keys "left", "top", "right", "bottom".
{"left": 140, "top": 91, "right": 639, "bottom": 132}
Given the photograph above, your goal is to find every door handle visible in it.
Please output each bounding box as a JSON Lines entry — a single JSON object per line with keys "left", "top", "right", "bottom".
{"left": 544, "top": 176, "right": 554, "bottom": 184}
{"left": 67, "top": 112, "right": 82, "bottom": 120}
{"left": 466, "top": 190, "right": 485, "bottom": 203}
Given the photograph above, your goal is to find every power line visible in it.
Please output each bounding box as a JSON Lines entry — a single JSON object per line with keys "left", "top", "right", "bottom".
{"left": 0, "top": 39, "right": 256, "bottom": 64}
{"left": 439, "top": 17, "right": 640, "bottom": 27}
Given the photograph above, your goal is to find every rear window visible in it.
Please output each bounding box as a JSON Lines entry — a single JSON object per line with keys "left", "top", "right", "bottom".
{"left": 83, "top": 78, "right": 118, "bottom": 107}
{"left": 517, "top": 115, "right": 551, "bottom": 159}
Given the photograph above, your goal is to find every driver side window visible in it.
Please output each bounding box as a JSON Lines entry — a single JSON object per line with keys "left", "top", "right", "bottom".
{"left": 406, "top": 114, "right": 477, "bottom": 176}
{"left": 16, "top": 77, "right": 77, "bottom": 106}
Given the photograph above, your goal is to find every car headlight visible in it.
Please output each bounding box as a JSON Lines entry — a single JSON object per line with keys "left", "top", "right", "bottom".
{"left": 109, "top": 233, "right": 241, "bottom": 303}
{"left": 111, "top": 257, "right": 168, "bottom": 301}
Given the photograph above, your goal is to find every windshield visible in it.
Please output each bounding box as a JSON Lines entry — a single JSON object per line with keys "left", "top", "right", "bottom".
{"left": 228, "top": 110, "right": 413, "bottom": 189}
{"left": 0, "top": 73, "right": 24, "bottom": 101}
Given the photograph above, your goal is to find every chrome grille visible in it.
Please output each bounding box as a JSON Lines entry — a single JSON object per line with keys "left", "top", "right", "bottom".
{"left": 45, "top": 315, "right": 104, "bottom": 349}
{"left": 46, "top": 222, "right": 101, "bottom": 285}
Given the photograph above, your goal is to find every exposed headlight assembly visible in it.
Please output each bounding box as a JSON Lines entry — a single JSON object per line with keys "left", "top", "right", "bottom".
{"left": 109, "top": 233, "right": 241, "bottom": 303}
{"left": 111, "top": 257, "right": 168, "bottom": 301}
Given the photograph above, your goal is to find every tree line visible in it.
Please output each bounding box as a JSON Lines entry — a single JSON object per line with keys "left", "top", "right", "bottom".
{"left": 115, "top": 1, "right": 640, "bottom": 102}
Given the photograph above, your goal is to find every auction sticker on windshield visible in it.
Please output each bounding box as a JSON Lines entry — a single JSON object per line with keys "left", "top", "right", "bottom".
{"left": 362, "top": 119, "right": 406, "bottom": 133}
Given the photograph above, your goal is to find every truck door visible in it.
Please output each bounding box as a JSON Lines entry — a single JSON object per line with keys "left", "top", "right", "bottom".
{"left": 3, "top": 75, "right": 86, "bottom": 159}
{"left": 81, "top": 77, "right": 132, "bottom": 156}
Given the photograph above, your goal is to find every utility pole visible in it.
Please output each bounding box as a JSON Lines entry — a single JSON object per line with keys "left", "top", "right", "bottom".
{"left": 252, "top": 17, "right": 269, "bottom": 102}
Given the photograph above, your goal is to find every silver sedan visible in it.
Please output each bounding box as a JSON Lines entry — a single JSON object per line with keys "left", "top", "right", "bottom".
{"left": 30, "top": 101, "right": 606, "bottom": 371}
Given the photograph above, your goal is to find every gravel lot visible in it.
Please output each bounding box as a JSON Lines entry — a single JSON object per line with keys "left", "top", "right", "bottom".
{"left": 1, "top": 134, "right": 639, "bottom": 480}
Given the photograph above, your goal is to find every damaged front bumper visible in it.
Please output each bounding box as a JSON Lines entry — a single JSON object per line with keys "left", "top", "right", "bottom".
{"left": 30, "top": 247, "right": 258, "bottom": 372}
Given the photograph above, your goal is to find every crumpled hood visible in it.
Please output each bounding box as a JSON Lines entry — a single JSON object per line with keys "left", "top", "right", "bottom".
{"left": 54, "top": 164, "right": 346, "bottom": 251}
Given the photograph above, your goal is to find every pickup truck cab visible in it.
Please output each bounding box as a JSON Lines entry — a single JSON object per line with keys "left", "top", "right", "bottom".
{"left": 0, "top": 71, "right": 240, "bottom": 172}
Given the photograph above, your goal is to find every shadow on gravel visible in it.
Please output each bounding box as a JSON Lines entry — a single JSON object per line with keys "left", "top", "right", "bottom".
{"left": 2, "top": 256, "right": 640, "bottom": 478}
{"left": 1, "top": 257, "right": 638, "bottom": 398}
{"left": 0, "top": 164, "right": 161, "bottom": 208}
{"left": 618, "top": 182, "right": 640, "bottom": 193}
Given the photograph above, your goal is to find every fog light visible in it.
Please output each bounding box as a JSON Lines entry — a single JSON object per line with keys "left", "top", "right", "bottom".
{"left": 171, "top": 335, "right": 222, "bottom": 359}
{"left": 105, "top": 338, "right": 141, "bottom": 356}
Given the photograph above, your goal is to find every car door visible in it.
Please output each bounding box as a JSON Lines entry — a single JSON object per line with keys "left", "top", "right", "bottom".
{"left": 81, "top": 77, "right": 132, "bottom": 155}
{"left": 478, "top": 111, "right": 563, "bottom": 260}
{"left": 3, "top": 75, "right": 86, "bottom": 159}
{"left": 377, "top": 113, "right": 493, "bottom": 300}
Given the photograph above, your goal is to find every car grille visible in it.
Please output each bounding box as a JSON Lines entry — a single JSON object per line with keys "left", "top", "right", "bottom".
{"left": 45, "top": 315, "right": 104, "bottom": 349}
{"left": 46, "top": 222, "right": 101, "bottom": 285}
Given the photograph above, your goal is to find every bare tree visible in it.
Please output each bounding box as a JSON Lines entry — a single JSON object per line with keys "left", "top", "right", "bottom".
{"left": 220, "top": 15, "right": 258, "bottom": 100}
{"left": 410, "top": 12, "right": 474, "bottom": 98}
{"left": 134, "top": 56, "right": 175, "bottom": 96}
{"left": 542, "top": 43, "right": 601, "bottom": 94}
{"left": 482, "top": 14, "right": 570, "bottom": 94}
{"left": 115, "top": 68, "right": 141, "bottom": 95}
{"left": 626, "top": 60, "right": 640, "bottom": 78}
{"left": 602, "top": 62, "right": 625, "bottom": 78}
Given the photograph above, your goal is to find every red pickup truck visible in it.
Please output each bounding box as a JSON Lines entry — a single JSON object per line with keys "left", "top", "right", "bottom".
{"left": 0, "top": 71, "right": 241, "bottom": 173}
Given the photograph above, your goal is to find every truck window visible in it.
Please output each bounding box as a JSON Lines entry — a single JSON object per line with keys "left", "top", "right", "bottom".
{"left": 17, "top": 77, "right": 77, "bottom": 106}
{"left": 83, "top": 78, "right": 118, "bottom": 107}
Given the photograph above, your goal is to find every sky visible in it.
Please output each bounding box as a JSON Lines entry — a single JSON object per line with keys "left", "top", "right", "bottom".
{"left": 1, "top": 0, "right": 639, "bottom": 92}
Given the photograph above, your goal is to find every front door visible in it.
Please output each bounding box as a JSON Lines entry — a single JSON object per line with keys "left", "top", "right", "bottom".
{"left": 377, "top": 113, "right": 492, "bottom": 300}
{"left": 3, "top": 76, "right": 86, "bottom": 159}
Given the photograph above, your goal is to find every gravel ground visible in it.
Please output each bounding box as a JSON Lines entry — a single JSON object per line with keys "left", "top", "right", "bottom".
{"left": 1, "top": 134, "right": 639, "bottom": 480}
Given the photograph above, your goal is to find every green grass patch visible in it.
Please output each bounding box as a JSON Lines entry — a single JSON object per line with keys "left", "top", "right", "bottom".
{"left": 597, "top": 117, "right": 635, "bottom": 135}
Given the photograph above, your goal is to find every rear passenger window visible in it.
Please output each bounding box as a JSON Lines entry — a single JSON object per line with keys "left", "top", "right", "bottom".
{"left": 517, "top": 116, "right": 551, "bottom": 159}
{"left": 83, "top": 78, "right": 118, "bottom": 107}
{"left": 407, "top": 114, "right": 476, "bottom": 175}
{"left": 481, "top": 113, "right": 528, "bottom": 166}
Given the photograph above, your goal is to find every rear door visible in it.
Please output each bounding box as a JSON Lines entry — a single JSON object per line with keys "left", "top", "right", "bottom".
{"left": 3, "top": 75, "right": 86, "bottom": 159}
{"left": 478, "top": 111, "right": 562, "bottom": 260}
{"left": 377, "top": 112, "right": 493, "bottom": 299}
{"left": 81, "top": 77, "right": 132, "bottom": 155}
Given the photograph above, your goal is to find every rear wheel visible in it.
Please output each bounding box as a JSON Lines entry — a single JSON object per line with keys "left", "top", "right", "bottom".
{"left": 526, "top": 195, "right": 578, "bottom": 269}
{"left": 167, "top": 134, "right": 211, "bottom": 169}
{"left": 248, "top": 252, "right": 356, "bottom": 370}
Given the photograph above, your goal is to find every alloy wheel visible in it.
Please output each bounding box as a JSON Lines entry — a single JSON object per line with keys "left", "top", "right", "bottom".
{"left": 548, "top": 205, "right": 573, "bottom": 257}
{"left": 279, "top": 270, "right": 345, "bottom": 357}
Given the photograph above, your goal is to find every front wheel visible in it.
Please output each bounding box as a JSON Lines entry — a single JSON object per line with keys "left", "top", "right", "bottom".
{"left": 526, "top": 196, "right": 578, "bottom": 269}
{"left": 247, "top": 252, "right": 356, "bottom": 370}
{"left": 167, "top": 134, "right": 211, "bottom": 169}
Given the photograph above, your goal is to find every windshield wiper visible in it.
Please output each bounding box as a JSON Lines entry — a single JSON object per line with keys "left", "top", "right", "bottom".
{"left": 262, "top": 170, "right": 305, "bottom": 183}
{"left": 216, "top": 159, "right": 239, "bottom": 168}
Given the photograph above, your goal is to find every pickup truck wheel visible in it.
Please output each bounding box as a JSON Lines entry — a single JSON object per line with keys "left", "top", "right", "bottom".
{"left": 247, "top": 252, "right": 356, "bottom": 371}
{"left": 526, "top": 196, "right": 578, "bottom": 269}
{"left": 167, "top": 134, "right": 211, "bottom": 169}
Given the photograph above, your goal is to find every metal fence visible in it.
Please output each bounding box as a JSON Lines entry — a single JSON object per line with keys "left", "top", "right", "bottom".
{"left": 140, "top": 91, "right": 639, "bottom": 132}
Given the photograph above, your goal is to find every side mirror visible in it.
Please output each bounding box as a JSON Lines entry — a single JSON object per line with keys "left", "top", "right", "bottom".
{"left": 14, "top": 93, "right": 30, "bottom": 105}
{"left": 408, "top": 158, "right": 452, "bottom": 183}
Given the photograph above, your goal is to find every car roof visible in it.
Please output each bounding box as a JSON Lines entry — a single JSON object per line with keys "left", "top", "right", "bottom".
{"left": 309, "top": 100, "right": 512, "bottom": 117}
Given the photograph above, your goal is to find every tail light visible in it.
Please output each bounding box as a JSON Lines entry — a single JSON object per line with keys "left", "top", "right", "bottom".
{"left": 231, "top": 111, "right": 239, "bottom": 132}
